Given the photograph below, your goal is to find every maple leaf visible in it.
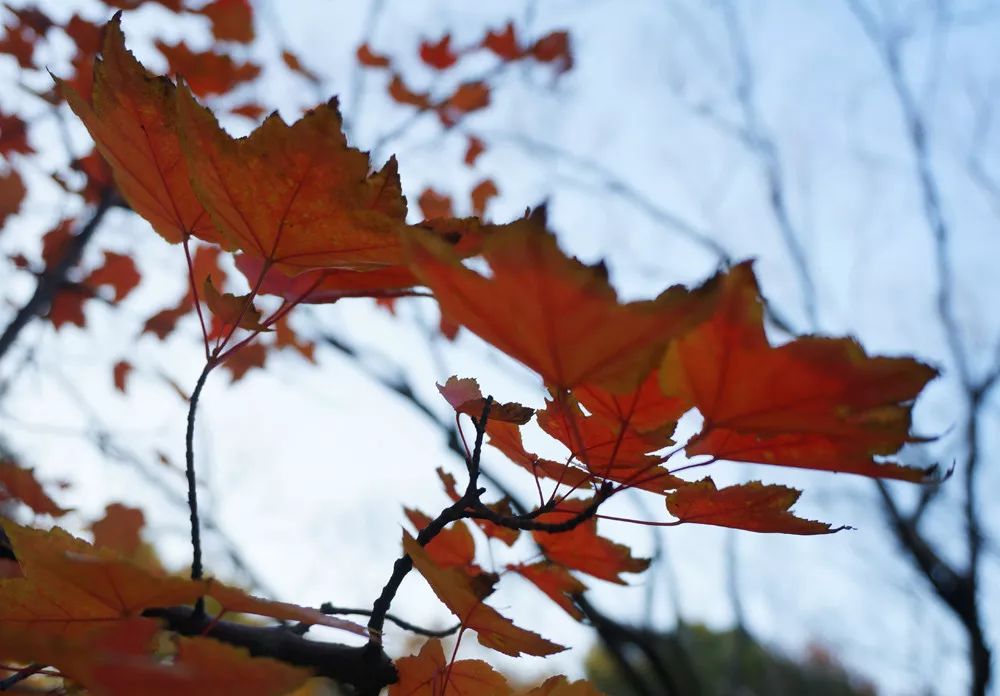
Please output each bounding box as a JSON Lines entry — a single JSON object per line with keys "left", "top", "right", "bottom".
{"left": 281, "top": 49, "right": 321, "bottom": 82}
{"left": 510, "top": 562, "right": 586, "bottom": 620}
{"left": 486, "top": 421, "right": 593, "bottom": 487}
{"left": 523, "top": 676, "right": 603, "bottom": 695}
{"left": 178, "top": 88, "right": 412, "bottom": 275}
{"left": 483, "top": 23, "right": 521, "bottom": 61}
{"left": 438, "top": 81, "right": 490, "bottom": 126}
{"left": 87, "top": 635, "right": 311, "bottom": 696}
{"left": 464, "top": 136, "right": 486, "bottom": 166}
{"left": 438, "top": 376, "right": 534, "bottom": 424}
{"left": 231, "top": 102, "right": 266, "bottom": 120}
{"left": 202, "top": 275, "right": 268, "bottom": 333}
{"left": 407, "top": 208, "right": 719, "bottom": 392}
{"left": 198, "top": 0, "right": 255, "bottom": 44}
{"left": 662, "top": 262, "right": 937, "bottom": 481}
{"left": 665, "top": 478, "right": 839, "bottom": 535}
{"left": 112, "top": 359, "right": 133, "bottom": 393}
{"left": 437, "top": 468, "right": 520, "bottom": 546}
{"left": 64, "top": 14, "right": 102, "bottom": 55}
{"left": 575, "top": 368, "right": 686, "bottom": 436}
{"left": 48, "top": 287, "right": 90, "bottom": 329}
{"left": 389, "top": 74, "right": 432, "bottom": 109}
{"left": 420, "top": 35, "right": 459, "bottom": 70}
{"left": 530, "top": 32, "right": 572, "bottom": 72}
{"left": 405, "top": 508, "right": 479, "bottom": 573}
{"left": 538, "top": 394, "right": 682, "bottom": 493}
{"left": 0, "top": 168, "right": 25, "bottom": 228}
{"left": 90, "top": 503, "right": 146, "bottom": 557}
{"left": 59, "top": 16, "right": 221, "bottom": 246}
{"left": 419, "top": 187, "right": 454, "bottom": 220}
{"left": 403, "top": 532, "right": 565, "bottom": 657}
{"left": 84, "top": 250, "right": 141, "bottom": 302}
{"left": 532, "top": 499, "right": 649, "bottom": 583}
{"left": 0, "top": 111, "right": 32, "bottom": 156}
{"left": 220, "top": 341, "right": 268, "bottom": 381}
{"left": 471, "top": 178, "right": 498, "bottom": 218}
{"left": 357, "top": 42, "right": 391, "bottom": 68}
{"left": 235, "top": 253, "right": 419, "bottom": 304}
{"left": 0, "top": 521, "right": 367, "bottom": 651}
{"left": 0, "top": 459, "right": 69, "bottom": 516}
{"left": 390, "top": 638, "right": 510, "bottom": 695}
{"left": 156, "top": 41, "right": 260, "bottom": 97}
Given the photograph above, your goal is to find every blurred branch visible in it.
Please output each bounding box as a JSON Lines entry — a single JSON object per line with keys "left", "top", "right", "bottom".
{"left": 846, "top": 3, "right": 992, "bottom": 692}
{"left": 720, "top": 0, "right": 818, "bottom": 330}
{"left": 0, "top": 189, "right": 114, "bottom": 365}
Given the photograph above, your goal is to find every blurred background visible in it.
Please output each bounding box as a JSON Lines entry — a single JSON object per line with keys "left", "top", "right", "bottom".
{"left": 0, "top": 0, "right": 998, "bottom": 693}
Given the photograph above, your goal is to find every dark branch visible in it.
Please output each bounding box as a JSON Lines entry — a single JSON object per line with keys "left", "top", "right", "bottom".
{"left": 0, "top": 189, "right": 114, "bottom": 363}
{"left": 146, "top": 606, "right": 395, "bottom": 694}
{"left": 319, "top": 604, "right": 460, "bottom": 638}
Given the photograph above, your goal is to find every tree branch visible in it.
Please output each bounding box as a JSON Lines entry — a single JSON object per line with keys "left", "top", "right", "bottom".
{"left": 0, "top": 189, "right": 114, "bottom": 364}
{"left": 146, "top": 606, "right": 395, "bottom": 694}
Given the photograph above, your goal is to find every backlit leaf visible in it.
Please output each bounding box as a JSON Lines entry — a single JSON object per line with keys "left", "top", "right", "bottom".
{"left": 437, "top": 376, "right": 534, "bottom": 424}
{"left": 407, "top": 208, "right": 718, "bottom": 392}
{"left": 0, "top": 460, "right": 69, "bottom": 516}
{"left": 390, "top": 638, "right": 511, "bottom": 695}
{"left": 665, "top": 479, "right": 838, "bottom": 535}
{"left": 532, "top": 499, "right": 649, "bottom": 583}
{"left": 59, "top": 16, "right": 220, "bottom": 245}
{"left": 662, "top": 262, "right": 936, "bottom": 481}
{"left": 178, "top": 89, "right": 411, "bottom": 275}
{"left": 403, "top": 532, "right": 564, "bottom": 657}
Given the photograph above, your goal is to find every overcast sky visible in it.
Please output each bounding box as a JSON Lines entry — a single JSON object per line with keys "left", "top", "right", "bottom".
{"left": 2, "top": 0, "right": 1000, "bottom": 693}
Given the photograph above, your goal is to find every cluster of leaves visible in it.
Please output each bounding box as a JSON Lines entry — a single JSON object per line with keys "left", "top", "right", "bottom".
{"left": 0, "top": 4, "right": 940, "bottom": 696}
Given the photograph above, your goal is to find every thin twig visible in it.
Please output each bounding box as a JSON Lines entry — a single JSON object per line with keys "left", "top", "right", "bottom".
{"left": 186, "top": 361, "right": 216, "bottom": 592}
{"left": 319, "top": 604, "right": 460, "bottom": 638}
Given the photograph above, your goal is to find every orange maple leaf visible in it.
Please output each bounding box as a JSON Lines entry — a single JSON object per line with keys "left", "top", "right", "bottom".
{"left": 59, "top": 15, "right": 221, "bottom": 246}
{"left": 156, "top": 40, "right": 260, "bottom": 97}
{"left": 532, "top": 498, "right": 649, "bottom": 583}
{"left": 390, "top": 638, "right": 510, "bottom": 695}
{"left": 662, "top": 262, "right": 937, "bottom": 481}
{"left": 197, "top": 0, "right": 255, "bottom": 44}
{"left": 437, "top": 376, "right": 534, "bottom": 424}
{"left": 403, "top": 533, "right": 564, "bottom": 657}
{"left": 407, "top": 208, "right": 719, "bottom": 392}
{"left": 87, "top": 635, "right": 310, "bottom": 696}
{"left": 509, "top": 562, "right": 586, "bottom": 620}
{"left": 665, "top": 479, "right": 839, "bottom": 535}
{"left": 178, "top": 88, "right": 411, "bottom": 275}
{"left": 0, "top": 459, "right": 69, "bottom": 517}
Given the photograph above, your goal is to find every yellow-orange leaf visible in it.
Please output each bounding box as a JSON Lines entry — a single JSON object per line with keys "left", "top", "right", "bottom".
{"left": 665, "top": 479, "right": 838, "bottom": 535}
{"left": 486, "top": 421, "right": 592, "bottom": 487}
{"left": 403, "top": 533, "right": 565, "bottom": 657}
{"left": 390, "top": 638, "right": 511, "bottom": 695}
{"left": 87, "top": 635, "right": 310, "bottom": 696}
{"left": 203, "top": 275, "right": 268, "bottom": 332}
{"left": 178, "top": 88, "right": 412, "bottom": 275}
{"left": 538, "top": 395, "right": 681, "bottom": 493}
{"left": 407, "top": 208, "right": 718, "bottom": 392}
{"left": 59, "top": 16, "right": 220, "bottom": 245}
{"left": 0, "top": 521, "right": 367, "bottom": 648}
{"left": 0, "top": 459, "right": 69, "bottom": 516}
{"left": 523, "top": 675, "right": 603, "bottom": 695}
{"left": 532, "top": 499, "right": 649, "bottom": 583}
{"left": 405, "top": 508, "right": 478, "bottom": 572}
{"left": 510, "top": 562, "right": 586, "bottom": 620}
